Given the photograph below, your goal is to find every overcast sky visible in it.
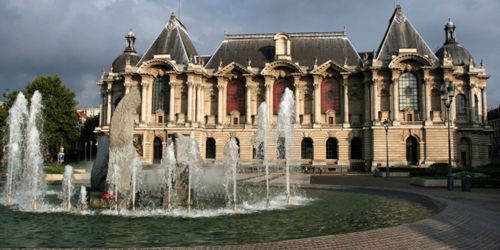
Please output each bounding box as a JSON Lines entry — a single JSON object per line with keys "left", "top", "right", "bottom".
{"left": 0, "top": 0, "right": 499, "bottom": 108}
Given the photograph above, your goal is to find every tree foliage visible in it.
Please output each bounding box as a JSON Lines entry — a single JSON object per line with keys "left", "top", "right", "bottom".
{"left": 0, "top": 75, "right": 79, "bottom": 162}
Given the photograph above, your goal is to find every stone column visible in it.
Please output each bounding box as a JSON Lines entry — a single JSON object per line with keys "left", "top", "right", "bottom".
{"left": 245, "top": 82, "right": 252, "bottom": 125}
{"left": 371, "top": 79, "right": 379, "bottom": 122}
{"left": 342, "top": 74, "right": 350, "bottom": 126}
{"left": 293, "top": 76, "right": 301, "bottom": 124}
{"left": 482, "top": 87, "right": 487, "bottom": 124}
{"left": 391, "top": 71, "right": 400, "bottom": 122}
{"left": 144, "top": 76, "right": 155, "bottom": 124}
{"left": 217, "top": 84, "right": 223, "bottom": 125}
{"left": 424, "top": 79, "right": 431, "bottom": 124}
{"left": 200, "top": 84, "right": 205, "bottom": 125}
{"left": 313, "top": 75, "right": 322, "bottom": 125}
{"left": 469, "top": 83, "right": 477, "bottom": 123}
{"left": 187, "top": 82, "right": 193, "bottom": 124}
{"left": 106, "top": 83, "right": 112, "bottom": 125}
{"left": 363, "top": 80, "right": 370, "bottom": 125}
{"left": 168, "top": 81, "right": 176, "bottom": 124}
{"left": 141, "top": 82, "right": 147, "bottom": 123}
{"left": 264, "top": 76, "right": 274, "bottom": 123}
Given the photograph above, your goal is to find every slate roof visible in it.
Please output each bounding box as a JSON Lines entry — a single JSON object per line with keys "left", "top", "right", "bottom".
{"left": 377, "top": 5, "right": 438, "bottom": 62}
{"left": 205, "top": 32, "right": 361, "bottom": 69}
{"left": 112, "top": 53, "right": 141, "bottom": 73}
{"left": 137, "top": 13, "right": 198, "bottom": 66}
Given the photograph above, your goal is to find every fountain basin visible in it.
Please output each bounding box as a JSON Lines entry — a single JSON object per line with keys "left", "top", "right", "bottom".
{"left": 0, "top": 187, "right": 438, "bottom": 248}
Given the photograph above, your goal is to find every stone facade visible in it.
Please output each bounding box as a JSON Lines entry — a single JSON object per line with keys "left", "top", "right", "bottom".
{"left": 95, "top": 6, "right": 492, "bottom": 169}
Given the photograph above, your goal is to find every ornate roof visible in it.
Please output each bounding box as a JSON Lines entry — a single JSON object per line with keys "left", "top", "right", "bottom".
{"left": 205, "top": 32, "right": 361, "bottom": 69}
{"left": 435, "top": 19, "right": 475, "bottom": 66}
{"left": 137, "top": 13, "right": 198, "bottom": 66}
{"left": 111, "top": 31, "right": 141, "bottom": 73}
{"left": 376, "top": 5, "right": 438, "bottom": 62}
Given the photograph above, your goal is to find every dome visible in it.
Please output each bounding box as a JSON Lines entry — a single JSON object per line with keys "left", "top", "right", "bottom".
{"left": 111, "top": 52, "right": 141, "bottom": 73}
{"left": 435, "top": 43, "right": 475, "bottom": 66}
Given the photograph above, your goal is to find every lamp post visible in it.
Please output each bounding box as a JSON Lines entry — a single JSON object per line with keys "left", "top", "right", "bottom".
{"left": 382, "top": 119, "right": 392, "bottom": 178}
{"left": 441, "top": 82, "right": 456, "bottom": 191}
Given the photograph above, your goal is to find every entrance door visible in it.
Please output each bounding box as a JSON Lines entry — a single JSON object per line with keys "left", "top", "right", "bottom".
{"left": 406, "top": 136, "right": 419, "bottom": 165}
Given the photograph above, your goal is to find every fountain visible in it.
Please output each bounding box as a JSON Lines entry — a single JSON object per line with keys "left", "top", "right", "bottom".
{"left": 61, "top": 165, "right": 74, "bottom": 210}
{"left": 277, "top": 88, "right": 295, "bottom": 204}
{"left": 224, "top": 137, "right": 239, "bottom": 212}
{"left": 253, "top": 102, "right": 271, "bottom": 207}
{"left": 4, "top": 92, "right": 28, "bottom": 205}
{"left": 0, "top": 88, "right": 438, "bottom": 248}
{"left": 3, "top": 91, "right": 45, "bottom": 210}
{"left": 163, "top": 141, "right": 177, "bottom": 212}
{"left": 78, "top": 186, "right": 88, "bottom": 214}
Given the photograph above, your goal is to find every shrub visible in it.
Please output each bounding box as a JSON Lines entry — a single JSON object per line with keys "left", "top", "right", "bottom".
{"left": 44, "top": 164, "right": 65, "bottom": 174}
{"left": 474, "top": 164, "right": 500, "bottom": 177}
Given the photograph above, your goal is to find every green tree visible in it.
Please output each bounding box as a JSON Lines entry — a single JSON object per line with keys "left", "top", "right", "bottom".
{"left": 0, "top": 75, "right": 79, "bottom": 162}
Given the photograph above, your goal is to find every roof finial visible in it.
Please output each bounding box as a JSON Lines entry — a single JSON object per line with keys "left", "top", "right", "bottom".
{"left": 124, "top": 29, "right": 136, "bottom": 53}
{"left": 218, "top": 58, "right": 223, "bottom": 70}
{"left": 314, "top": 56, "right": 318, "bottom": 67}
{"left": 444, "top": 18, "right": 457, "bottom": 45}
{"left": 247, "top": 57, "right": 252, "bottom": 67}
{"left": 480, "top": 59, "right": 484, "bottom": 68}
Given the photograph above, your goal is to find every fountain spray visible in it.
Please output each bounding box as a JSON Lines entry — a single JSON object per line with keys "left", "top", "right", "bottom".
{"left": 277, "top": 88, "right": 295, "bottom": 205}
{"left": 165, "top": 142, "right": 177, "bottom": 212}
{"left": 255, "top": 102, "right": 270, "bottom": 207}
{"left": 4, "top": 93, "right": 28, "bottom": 205}
{"left": 25, "top": 91, "right": 45, "bottom": 211}
{"left": 79, "top": 186, "right": 88, "bottom": 215}
{"left": 224, "top": 137, "right": 240, "bottom": 212}
{"left": 62, "top": 165, "right": 74, "bottom": 211}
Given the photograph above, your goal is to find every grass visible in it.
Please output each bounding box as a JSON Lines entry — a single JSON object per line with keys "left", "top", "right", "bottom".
{"left": 44, "top": 164, "right": 65, "bottom": 174}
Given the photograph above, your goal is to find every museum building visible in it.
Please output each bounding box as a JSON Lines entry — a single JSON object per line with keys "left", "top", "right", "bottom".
{"left": 95, "top": 6, "right": 491, "bottom": 169}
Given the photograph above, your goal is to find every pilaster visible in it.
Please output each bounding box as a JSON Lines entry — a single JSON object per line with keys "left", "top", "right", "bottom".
{"left": 391, "top": 70, "right": 401, "bottom": 125}
{"left": 342, "top": 73, "right": 350, "bottom": 127}
{"left": 264, "top": 76, "right": 274, "bottom": 124}
{"left": 313, "top": 75, "right": 322, "bottom": 127}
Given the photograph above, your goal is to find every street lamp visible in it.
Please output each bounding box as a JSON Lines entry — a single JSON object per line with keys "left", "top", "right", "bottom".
{"left": 382, "top": 119, "right": 392, "bottom": 178}
{"left": 441, "top": 82, "right": 456, "bottom": 191}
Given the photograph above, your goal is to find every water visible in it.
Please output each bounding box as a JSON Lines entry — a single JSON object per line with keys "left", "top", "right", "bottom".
{"left": 277, "top": 88, "right": 295, "bottom": 204}
{"left": 224, "top": 138, "right": 239, "bottom": 211}
{"left": 0, "top": 188, "right": 437, "bottom": 248}
{"left": 61, "top": 165, "right": 74, "bottom": 210}
{"left": 79, "top": 186, "right": 88, "bottom": 214}
{"left": 164, "top": 141, "right": 177, "bottom": 211}
{"left": 3, "top": 91, "right": 45, "bottom": 211}
{"left": 4, "top": 92, "right": 28, "bottom": 205}
{"left": 254, "top": 102, "right": 271, "bottom": 206}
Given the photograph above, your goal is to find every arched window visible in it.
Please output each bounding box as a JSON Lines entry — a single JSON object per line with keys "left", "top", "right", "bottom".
{"left": 205, "top": 138, "right": 216, "bottom": 159}
{"left": 273, "top": 78, "right": 293, "bottom": 114}
{"left": 321, "top": 78, "right": 340, "bottom": 113}
{"left": 326, "top": 138, "right": 338, "bottom": 159}
{"left": 301, "top": 138, "right": 313, "bottom": 159}
{"left": 456, "top": 94, "right": 467, "bottom": 116}
{"left": 153, "top": 137, "right": 163, "bottom": 164}
{"left": 350, "top": 137, "right": 362, "bottom": 160}
{"left": 277, "top": 137, "right": 285, "bottom": 159}
{"left": 226, "top": 80, "right": 246, "bottom": 115}
{"left": 431, "top": 89, "right": 441, "bottom": 111}
{"left": 152, "top": 76, "right": 170, "bottom": 113}
{"left": 398, "top": 73, "right": 418, "bottom": 111}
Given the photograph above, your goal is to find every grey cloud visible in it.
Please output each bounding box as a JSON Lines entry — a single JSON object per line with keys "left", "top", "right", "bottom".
{"left": 0, "top": 0, "right": 499, "bottom": 108}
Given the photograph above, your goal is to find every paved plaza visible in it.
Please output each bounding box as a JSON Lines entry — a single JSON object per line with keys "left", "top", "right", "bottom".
{"left": 174, "top": 174, "right": 500, "bottom": 249}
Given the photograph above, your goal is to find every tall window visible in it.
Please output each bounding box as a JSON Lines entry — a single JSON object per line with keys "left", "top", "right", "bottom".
{"left": 205, "top": 138, "right": 216, "bottom": 159}
{"left": 326, "top": 138, "right": 338, "bottom": 159}
{"left": 226, "top": 80, "right": 246, "bottom": 114}
{"left": 273, "top": 78, "right": 293, "bottom": 114}
{"left": 398, "top": 73, "right": 418, "bottom": 111}
{"left": 456, "top": 94, "right": 467, "bottom": 115}
{"left": 474, "top": 94, "right": 479, "bottom": 119}
{"left": 380, "top": 89, "right": 390, "bottom": 112}
{"left": 153, "top": 137, "right": 163, "bottom": 164}
{"left": 301, "top": 138, "right": 313, "bottom": 159}
{"left": 152, "top": 76, "right": 169, "bottom": 113}
{"left": 321, "top": 78, "right": 340, "bottom": 113}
